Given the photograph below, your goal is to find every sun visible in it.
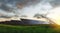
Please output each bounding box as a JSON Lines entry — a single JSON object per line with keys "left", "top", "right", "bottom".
{"left": 54, "top": 18, "right": 60, "bottom": 25}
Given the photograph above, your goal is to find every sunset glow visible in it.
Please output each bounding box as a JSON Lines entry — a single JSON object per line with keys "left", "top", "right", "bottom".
{"left": 47, "top": 7, "right": 60, "bottom": 25}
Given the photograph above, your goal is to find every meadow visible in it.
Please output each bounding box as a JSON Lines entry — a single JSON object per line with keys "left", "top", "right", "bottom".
{"left": 0, "top": 24, "right": 60, "bottom": 33}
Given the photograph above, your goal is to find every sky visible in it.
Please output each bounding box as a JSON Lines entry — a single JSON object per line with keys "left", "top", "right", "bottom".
{"left": 0, "top": 0, "right": 41, "bottom": 18}
{"left": 20, "top": 0, "right": 52, "bottom": 17}
{"left": 0, "top": 0, "right": 60, "bottom": 20}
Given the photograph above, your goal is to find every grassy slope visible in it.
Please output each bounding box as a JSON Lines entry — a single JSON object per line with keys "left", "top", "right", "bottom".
{"left": 0, "top": 24, "right": 59, "bottom": 33}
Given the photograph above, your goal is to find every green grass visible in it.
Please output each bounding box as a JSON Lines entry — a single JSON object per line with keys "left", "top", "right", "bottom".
{"left": 0, "top": 24, "right": 59, "bottom": 33}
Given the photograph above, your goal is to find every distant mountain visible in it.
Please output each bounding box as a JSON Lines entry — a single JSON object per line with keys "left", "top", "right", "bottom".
{"left": 0, "top": 18, "right": 50, "bottom": 25}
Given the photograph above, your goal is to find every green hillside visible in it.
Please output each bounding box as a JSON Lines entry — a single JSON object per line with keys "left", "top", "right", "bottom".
{"left": 0, "top": 24, "right": 60, "bottom": 33}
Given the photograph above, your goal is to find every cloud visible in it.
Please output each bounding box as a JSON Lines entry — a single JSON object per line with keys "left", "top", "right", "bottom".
{"left": 0, "top": 0, "right": 41, "bottom": 18}
{"left": 0, "top": 0, "right": 60, "bottom": 18}
{"left": 49, "top": 0, "right": 60, "bottom": 7}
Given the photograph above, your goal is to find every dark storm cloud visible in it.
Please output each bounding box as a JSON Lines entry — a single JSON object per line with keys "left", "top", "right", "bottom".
{"left": 0, "top": 0, "right": 60, "bottom": 18}
{"left": 0, "top": 0, "right": 41, "bottom": 10}
{"left": 0, "top": 0, "right": 41, "bottom": 18}
{"left": 49, "top": 0, "right": 60, "bottom": 7}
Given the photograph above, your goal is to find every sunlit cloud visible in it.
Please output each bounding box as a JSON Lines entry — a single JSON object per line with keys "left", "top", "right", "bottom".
{"left": 47, "top": 7, "right": 60, "bottom": 25}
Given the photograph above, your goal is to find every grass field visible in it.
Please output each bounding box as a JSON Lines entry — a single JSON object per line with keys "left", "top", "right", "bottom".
{"left": 0, "top": 24, "right": 60, "bottom": 33}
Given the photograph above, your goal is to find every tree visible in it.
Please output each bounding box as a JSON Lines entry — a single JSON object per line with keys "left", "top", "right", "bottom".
{"left": 34, "top": 13, "right": 46, "bottom": 19}
{"left": 33, "top": 13, "right": 59, "bottom": 28}
{"left": 33, "top": 13, "right": 58, "bottom": 25}
{"left": 20, "top": 15, "right": 27, "bottom": 18}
